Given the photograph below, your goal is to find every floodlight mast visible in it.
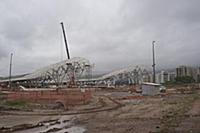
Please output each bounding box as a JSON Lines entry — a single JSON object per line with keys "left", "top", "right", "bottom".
{"left": 9, "top": 53, "right": 13, "bottom": 89}
{"left": 60, "top": 22, "right": 70, "bottom": 59}
{"left": 152, "top": 41, "right": 156, "bottom": 83}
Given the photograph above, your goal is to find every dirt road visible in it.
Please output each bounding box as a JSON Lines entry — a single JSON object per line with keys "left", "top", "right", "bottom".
{"left": 0, "top": 90, "right": 200, "bottom": 133}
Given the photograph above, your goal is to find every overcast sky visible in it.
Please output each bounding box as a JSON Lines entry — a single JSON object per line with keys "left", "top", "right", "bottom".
{"left": 0, "top": 0, "right": 200, "bottom": 76}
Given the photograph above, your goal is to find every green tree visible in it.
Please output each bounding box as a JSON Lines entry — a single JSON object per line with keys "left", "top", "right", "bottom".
{"left": 175, "top": 76, "right": 195, "bottom": 83}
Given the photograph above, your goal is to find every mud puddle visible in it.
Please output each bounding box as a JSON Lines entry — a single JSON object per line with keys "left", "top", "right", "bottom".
{"left": 13, "top": 115, "right": 86, "bottom": 133}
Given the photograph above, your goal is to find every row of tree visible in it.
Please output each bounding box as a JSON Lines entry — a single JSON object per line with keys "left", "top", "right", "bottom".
{"left": 165, "top": 76, "right": 196, "bottom": 85}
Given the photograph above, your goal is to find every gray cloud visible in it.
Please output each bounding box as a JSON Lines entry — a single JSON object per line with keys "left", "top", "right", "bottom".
{"left": 0, "top": 0, "right": 200, "bottom": 76}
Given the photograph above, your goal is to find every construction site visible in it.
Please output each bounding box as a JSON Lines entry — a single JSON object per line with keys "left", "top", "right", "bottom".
{"left": 0, "top": 22, "right": 200, "bottom": 133}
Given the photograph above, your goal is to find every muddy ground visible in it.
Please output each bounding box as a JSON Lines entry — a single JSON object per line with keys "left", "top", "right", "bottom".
{"left": 0, "top": 88, "right": 200, "bottom": 133}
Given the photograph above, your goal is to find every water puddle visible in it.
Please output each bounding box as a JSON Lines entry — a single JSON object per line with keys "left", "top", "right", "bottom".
{"left": 14, "top": 115, "right": 86, "bottom": 133}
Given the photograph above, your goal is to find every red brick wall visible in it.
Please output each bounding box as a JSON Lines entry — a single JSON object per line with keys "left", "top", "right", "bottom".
{"left": 6, "top": 89, "right": 92, "bottom": 107}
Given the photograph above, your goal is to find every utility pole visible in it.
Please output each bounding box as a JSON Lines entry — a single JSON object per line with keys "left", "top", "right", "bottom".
{"left": 152, "top": 41, "right": 156, "bottom": 83}
{"left": 60, "top": 22, "right": 70, "bottom": 59}
{"left": 9, "top": 53, "right": 13, "bottom": 89}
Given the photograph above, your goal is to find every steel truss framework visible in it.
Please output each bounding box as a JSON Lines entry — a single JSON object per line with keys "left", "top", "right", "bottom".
{"left": 0, "top": 57, "right": 151, "bottom": 87}
{"left": 78, "top": 66, "right": 150, "bottom": 86}
{"left": 1, "top": 57, "right": 92, "bottom": 87}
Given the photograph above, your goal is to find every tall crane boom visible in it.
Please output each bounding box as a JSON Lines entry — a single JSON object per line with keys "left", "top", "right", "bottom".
{"left": 60, "top": 22, "right": 70, "bottom": 59}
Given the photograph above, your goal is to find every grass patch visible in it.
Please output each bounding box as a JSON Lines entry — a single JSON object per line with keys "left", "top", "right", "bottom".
{"left": 3, "top": 100, "right": 28, "bottom": 109}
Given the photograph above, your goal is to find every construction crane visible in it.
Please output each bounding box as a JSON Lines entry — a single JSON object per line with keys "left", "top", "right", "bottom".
{"left": 60, "top": 22, "right": 70, "bottom": 59}
{"left": 60, "top": 22, "right": 75, "bottom": 86}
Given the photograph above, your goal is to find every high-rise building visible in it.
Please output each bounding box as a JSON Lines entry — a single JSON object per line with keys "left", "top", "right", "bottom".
{"left": 176, "top": 65, "right": 200, "bottom": 82}
{"left": 168, "top": 72, "right": 176, "bottom": 82}
{"left": 176, "top": 66, "right": 194, "bottom": 77}
{"left": 155, "top": 71, "right": 175, "bottom": 84}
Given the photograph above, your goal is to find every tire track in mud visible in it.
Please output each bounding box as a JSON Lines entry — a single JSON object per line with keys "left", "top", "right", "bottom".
{"left": 0, "top": 96, "right": 123, "bottom": 116}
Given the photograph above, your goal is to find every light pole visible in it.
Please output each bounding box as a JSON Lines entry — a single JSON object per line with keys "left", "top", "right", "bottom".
{"left": 152, "top": 41, "right": 156, "bottom": 83}
{"left": 9, "top": 53, "right": 13, "bottom": 89}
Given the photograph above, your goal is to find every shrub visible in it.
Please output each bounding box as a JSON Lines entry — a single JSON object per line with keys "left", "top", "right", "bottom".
{"left": 4, "top": 100, "right": 27, "bottom": 108}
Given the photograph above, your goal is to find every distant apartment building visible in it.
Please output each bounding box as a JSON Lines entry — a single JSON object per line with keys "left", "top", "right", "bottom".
{"left": 176, "top": 65, "right": 200, "bottom": 82}
{"left": 176, "top": 66, "right": 194, "bottom": 77}
{"left": 142, "top": 65, "right": 200, "bottom": 84}
{"left": 155, "top": 71, "right": 175, "bottom": 84}
{"left": 156, "top": 72, "right": 161, "bottom": 84}
{"left": 168, "top": 72, "right": 176, "bottom": 81}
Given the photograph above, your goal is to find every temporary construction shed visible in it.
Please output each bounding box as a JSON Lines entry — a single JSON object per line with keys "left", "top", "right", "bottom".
{"left": 142, "top": 82, "right": 161, "bottom": 96}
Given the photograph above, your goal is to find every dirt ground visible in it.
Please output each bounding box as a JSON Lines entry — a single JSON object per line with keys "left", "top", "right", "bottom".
{"left": 75, "top": 89, "right": 200, "bottom": 133}
{"left": 0, "top": 88, "right": 200, "bottom": 133}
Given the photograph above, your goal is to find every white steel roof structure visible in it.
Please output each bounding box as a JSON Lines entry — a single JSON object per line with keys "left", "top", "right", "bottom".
{"left": 0, "top": 57, "right": 150, "bottom": 86}
{"left": 78, "top": 65, "right": 149, "bottom": 85}
{"left": 0, "top": 57, "right": 91, "bottom": 85}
